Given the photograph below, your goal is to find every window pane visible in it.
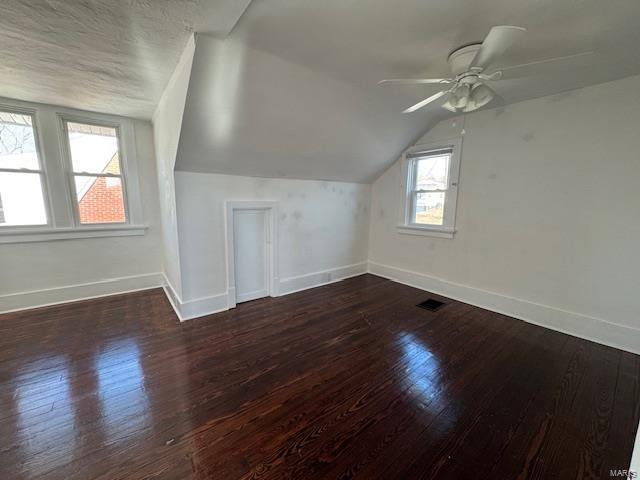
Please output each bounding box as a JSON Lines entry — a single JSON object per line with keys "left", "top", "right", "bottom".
{"left": 416, "top": 154, "right": 449, "bottom": 191}
{"left": 0, "top": 172, "right": 47, "bottom": 226}
{"left": 0, "top": 111, "right": 40, "bottom": 170}
{"left": 414, "top": 192, "right": 445, "bottom": 226}
{"left": 75, "top": 176, "right": 126, "bottom": 224}
{"left": 66, "top": 122, "right": 121, "bottom": 175}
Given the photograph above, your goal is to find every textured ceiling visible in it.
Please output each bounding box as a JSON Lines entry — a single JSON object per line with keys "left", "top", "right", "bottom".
{"left": 0, "top": 0, "right": 251, "bottom": 118}
{"left": 175, "top": 0, "right": 640, "bottom": 182}
{"left": 2, "top": 0, "right": 640, "bottom": 182}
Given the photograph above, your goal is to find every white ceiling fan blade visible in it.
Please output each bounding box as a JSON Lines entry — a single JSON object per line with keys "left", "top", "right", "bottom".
{"left": 403, "top": 90, "right": 447, "bottom": 113}
{"left": 378, "top": 78, "right": 452, "bottom": 85}
{"left": 470, "top": 26, "right": 526, "bottom": 70}
{"left": 490, "top": 51, "right": 594, "bottom": 79}
{"left": 479, "top": 71, "right": 503, "bottom": 81}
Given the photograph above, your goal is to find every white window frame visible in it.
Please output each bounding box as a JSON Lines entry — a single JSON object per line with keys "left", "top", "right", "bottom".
{"left": 60, "top": 116, "right": 132, "bottom": 227}
{"left": 0, "top": 97, "right": 147, "bottom": 244}
{"left": 398, "top": 137, "right": 462, "bottom": 239}
{"left": 0, "top": 105, "right": 53, "bottom": 229}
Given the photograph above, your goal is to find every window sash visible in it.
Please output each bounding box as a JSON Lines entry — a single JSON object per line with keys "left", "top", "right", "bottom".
{"left": 72, "top": 172, "right": 122, "bottom": 178}
{"left": 0, "top": 110, "right": 44, "bottom": 170}
{"left": 410, "top": 191, "right": 447, "bottom": 226}
{"left": 0, "top": 167, "right": 43, "bottom": 174}
{"left": 410, "top": 154, "right": 451, "bottom": 190}
{"left": 409, "top": 152, "right": 451, "bottom": 224}
{"left": 406, "top": 147, "right": 453, "bottom": 159}
{"left": 412, "top": 188, "right": 448, "bottom": 194}
{"left": 64, "top": 120, "right": 124, "bottom": 175}
{"left": 400, "top": 139, "right": 461, "bottom": 234}
{"left": 0, "top": 109, "right": 50, "bottom": 227}
{"left": 62, "top": 119, "right": 130, "bottom": 226}
{"left": 72, "top": 173, "right": 128, "bottom": 225}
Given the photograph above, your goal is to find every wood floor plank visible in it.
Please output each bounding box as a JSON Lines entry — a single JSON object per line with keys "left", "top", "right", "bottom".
{"left": 0, "top": 274, "right": 638, "bottom": 480}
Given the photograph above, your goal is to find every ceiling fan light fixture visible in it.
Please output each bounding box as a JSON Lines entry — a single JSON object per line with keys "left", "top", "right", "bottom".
{"left": 450, "top": 83, "right": 470, "bottom": 108}
{"left": 463, "top": 83, "right": 495, "bottom": 112}
{"left": 442, "top": 96, "right": 458, "bottom": 112}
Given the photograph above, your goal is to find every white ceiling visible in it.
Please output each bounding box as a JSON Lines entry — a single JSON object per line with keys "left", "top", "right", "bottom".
{"left": 175, "top": 34, "right": 439, "bottom": 183}
{"left": 236, "top": 0, "right": 640, "bottom": 101}
{"left": 176, "top": 0, "right": 640, "bottom": 182}
{"left": 2, "top": 0, "right": 640, "bottom": 182}
{"left": 0, "top": 0, "right": 251, "bottom": 118}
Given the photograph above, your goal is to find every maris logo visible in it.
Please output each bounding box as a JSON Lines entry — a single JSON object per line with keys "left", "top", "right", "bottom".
{"left": 609, "top": 470, "right": 637, "bottom": 479}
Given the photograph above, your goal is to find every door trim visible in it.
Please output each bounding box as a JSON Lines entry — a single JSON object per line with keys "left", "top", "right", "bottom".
{"left": 225, "top": 201, "right": 279, "bottom": 309}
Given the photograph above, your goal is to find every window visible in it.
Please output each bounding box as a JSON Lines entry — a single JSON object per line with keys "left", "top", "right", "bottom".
{"left": 64, "top": 121, "right": 127, "bottom": 224}
{"left": 411, "top": 150, "right": 450, "bottom": 226}
{"left": 399, "top": 139, "right": 461, "bottom": 238}
{"left": 0, "top": 110, "right": 48, "bottom": 226}
{"left": 0, "top": 98, "right": 147, "bottom": 244}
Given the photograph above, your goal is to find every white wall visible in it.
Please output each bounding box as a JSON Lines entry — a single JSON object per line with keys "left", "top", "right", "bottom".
{"left": 369, "top": 75, "right": 640, "bottom": 353}
{"left": 152, "top": 35, "right": 196, "bottom": 298}
{"left": 0, "top": 120, "right": 163, "bottom": 306}
{"left": 174, "top": 172, "right": 370, "bottom": 308}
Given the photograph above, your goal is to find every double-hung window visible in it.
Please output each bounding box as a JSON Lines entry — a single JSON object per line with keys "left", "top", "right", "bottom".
{"left": 0, "top": 109, "right": 48, "bottom": 226}
{"left": 399, "top": 138, "right": 461, "bottom": 238}
{"left": 63, "top": 121, "right": 128, "bottom": 225}
{"left": 0, "top": 98, "right": 146, "bottom": 243}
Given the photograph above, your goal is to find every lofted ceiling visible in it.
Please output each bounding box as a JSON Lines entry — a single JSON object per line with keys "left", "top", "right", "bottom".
{"left": 176, "top": 0, "right": 640, "bottom": 182}
{"left": 2, "top": 0, "right": 640, "bottom": 182}
{"left": 174, "top": 34, "right": 440, "bottom": 183}
{"left": 0, "top": 0, "right": 251, "bottom": 118}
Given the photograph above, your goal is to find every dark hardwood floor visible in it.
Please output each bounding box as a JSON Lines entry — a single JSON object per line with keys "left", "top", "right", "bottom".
{"left": 0, "top": 274, "right": 638, "bottom": 479}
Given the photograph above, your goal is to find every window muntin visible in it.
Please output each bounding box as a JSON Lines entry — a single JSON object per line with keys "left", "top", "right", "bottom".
{"left": 0, "top": 110, "right": 48, "bottom": 226}
{"left": 409, "top": 149, "right": 452, "bottom": 227}
{"left": 0, "top": 99, "right": 147, "bottom": 243}
{"left": 64, "top": 121, "right": 127, "bottom": 225}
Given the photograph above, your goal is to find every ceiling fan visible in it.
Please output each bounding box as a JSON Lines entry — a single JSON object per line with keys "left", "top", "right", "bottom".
{"left": 379, "top": 26, "right": 591, "bottom": 114}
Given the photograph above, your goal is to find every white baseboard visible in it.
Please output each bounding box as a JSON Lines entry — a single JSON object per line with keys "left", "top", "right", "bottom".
{"left": 368, "top": 261, "right": 640, "bottom": 355}
{"left": 226, "top": 286, "right": 237, "bottom": 310}
{"left": 163, "top": 263, "right": 368, "bottom": 321}
{"left": 236, "top": 288, "right": 269, "bottom": 304}
{"left": 0, "top": 272, "right": 164, "bottom": 314}
{"left": 178, "top": 293, "right": 228, "bottom": 321}
{"left": 162, "top": 275, "right": 228, "bottom": 322}
{"left": 278, "top": 262, "right": 368, "bottom": 296}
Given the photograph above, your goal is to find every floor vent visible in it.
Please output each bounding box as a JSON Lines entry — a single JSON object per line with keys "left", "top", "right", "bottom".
{"left": 416, "top": 298, "right": 446, "bottom": 312}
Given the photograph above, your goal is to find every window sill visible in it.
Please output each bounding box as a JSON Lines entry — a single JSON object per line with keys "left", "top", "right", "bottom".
{"left": 397, "top": 225, "right": 456, "bottom": 239}
{"left": 0, "top": 224, "right": 148, "bottom": 244}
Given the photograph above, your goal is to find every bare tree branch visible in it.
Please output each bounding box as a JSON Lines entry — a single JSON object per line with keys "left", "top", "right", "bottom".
{"left": 0, "top": 123, "right": 34, "bottom": 155}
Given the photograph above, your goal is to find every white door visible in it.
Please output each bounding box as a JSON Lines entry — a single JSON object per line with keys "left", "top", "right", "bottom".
{"left": 233, "top": 209, "right": 269, "bottom": 303}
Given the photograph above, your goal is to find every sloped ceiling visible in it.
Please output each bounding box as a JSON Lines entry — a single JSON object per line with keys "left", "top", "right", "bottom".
{"left": 175, "top": 34, "right": 438, "bottom": 183}
{"left": 2, "top": 1, "right": 640, "bottom": 182}
{"left": 0, "top": 0, "right": 252, "bottom": 118}
{"left": 176, "top": 0, "right": 640, "bottom": 183}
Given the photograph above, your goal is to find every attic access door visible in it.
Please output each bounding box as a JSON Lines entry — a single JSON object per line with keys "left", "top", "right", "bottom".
{"left": 233, "top": 209, "right": 268, "bottom": 303}
{"left": 225, "top": 201, "right": 278, "bottom": 309}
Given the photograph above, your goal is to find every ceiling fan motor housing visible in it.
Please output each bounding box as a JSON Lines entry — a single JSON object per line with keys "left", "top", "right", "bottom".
{"left": 458, "top": 73, "right": 480, "bottom": 84}
{"left": 448, "top": 44, "right": 483, "bottom": 75}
